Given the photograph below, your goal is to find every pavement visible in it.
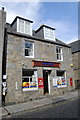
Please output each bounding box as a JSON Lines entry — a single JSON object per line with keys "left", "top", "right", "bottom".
{"left": 0, "top": 89, "right": 79, "bottom": 118}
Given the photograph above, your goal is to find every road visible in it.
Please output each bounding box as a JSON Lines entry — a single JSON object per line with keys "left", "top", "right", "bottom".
{"left": 4, "top": 97, "right": 80, "bottom": 119}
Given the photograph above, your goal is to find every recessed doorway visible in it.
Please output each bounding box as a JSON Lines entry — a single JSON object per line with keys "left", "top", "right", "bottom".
{"left": 43, "top": 70, "right": 50, "bottom": 95}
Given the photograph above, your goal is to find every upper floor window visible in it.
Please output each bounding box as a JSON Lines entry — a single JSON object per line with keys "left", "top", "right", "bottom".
{"left": 56, "top": 46, "right": 63, "bottom": 61}
{"left": 19, "top": 19, "right": 24, "bottom": 33}
{"left": 25, "top": 41, "right": 34, "bottom": 58}
{"left": 25, "top": 21, "right": 31, "bottom": 35}
{"left": 17, "top": 18, "right": 32, "bottom": 35}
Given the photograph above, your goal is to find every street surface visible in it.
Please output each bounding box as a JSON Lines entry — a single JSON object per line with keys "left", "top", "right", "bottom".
{"left": 4, "top": 97, "right": 80, "bottom": 119}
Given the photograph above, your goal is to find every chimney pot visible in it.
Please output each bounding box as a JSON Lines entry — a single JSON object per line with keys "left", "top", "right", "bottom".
{"left": 2, "top": 7, "right": 4, "bottom": 11}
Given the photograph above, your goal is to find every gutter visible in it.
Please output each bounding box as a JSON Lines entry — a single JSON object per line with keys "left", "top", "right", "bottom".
{"left": 7, "top": 30, "right": 71, "bottom": 48}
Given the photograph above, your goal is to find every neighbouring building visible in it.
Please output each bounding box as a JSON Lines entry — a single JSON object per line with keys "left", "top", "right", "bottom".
{"left": 0, "top": 8, "right": 75, "bottom": 105}
{"left": 69, "top": 40, "right": 80, "bottom": 88}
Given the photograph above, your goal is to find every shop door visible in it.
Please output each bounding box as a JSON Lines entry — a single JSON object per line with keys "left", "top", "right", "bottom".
{"left": 43, "top": 70, "right": 49, "bottom": 94}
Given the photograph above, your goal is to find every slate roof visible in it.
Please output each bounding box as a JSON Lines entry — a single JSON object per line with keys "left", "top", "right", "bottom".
{"left": 35, "top": 24, "right": 55, "bottom": 33}
{"left": 11, "top": 16, "right": 33, "bottom": 27}
{"left": 56, "top": 38, "right": 68, "bottom": 46}
{"left": 69, "top": 40, "right": 80, "bottom": 53}
{"left": 6, "top": 23, "right": 70, "bottom": 48}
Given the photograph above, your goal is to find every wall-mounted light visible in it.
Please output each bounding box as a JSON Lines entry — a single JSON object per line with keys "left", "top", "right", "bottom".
{"left": 70, "top": 64, "right": 73, "bottom": 67}
{"left": 22, "top": 63, "right": 27, "bottom": 68}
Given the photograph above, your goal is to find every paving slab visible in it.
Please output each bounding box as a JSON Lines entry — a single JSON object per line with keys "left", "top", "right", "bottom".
{"left": 0, "top": 107, "right": 9, "bottom": 118}
{"left": 2, "top": 90, "right": 79, "bottom": 117}
{"left": 0, "top": 107, "right": 2, "bottom": 120}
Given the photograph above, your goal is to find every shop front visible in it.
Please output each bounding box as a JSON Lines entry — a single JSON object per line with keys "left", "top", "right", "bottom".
{"left": 21, "top": 60, "right": 68, "bottom": 100}
{"left": 19, "top": 59, "right": 69, "bottom": 106}
{"left": 32, "top": 60, "right": 62, "bottom": 95}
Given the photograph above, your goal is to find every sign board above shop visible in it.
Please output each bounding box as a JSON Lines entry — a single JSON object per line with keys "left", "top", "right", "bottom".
{"left": 32, "top": 60, "right": 60, "bottom": 68}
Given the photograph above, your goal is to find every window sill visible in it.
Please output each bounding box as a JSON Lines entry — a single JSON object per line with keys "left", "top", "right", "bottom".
{"left": 57, "top": 59, "right": 63, "bottom": 62}
{"left": 25, "top": 56, "right": 34, "bottom": 58}
{"left": 58, "top": 85, "right": 67, "bottom": 88}
{"left": 22, "top": 88, "right": 38, "bottom": 91}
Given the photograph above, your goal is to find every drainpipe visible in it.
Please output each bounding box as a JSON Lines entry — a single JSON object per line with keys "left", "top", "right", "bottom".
{"left": 0, "top": 7, "right": 6, "bottom": 106}
{"left": 2, "top": 28, "right": 7, "bottom": 105}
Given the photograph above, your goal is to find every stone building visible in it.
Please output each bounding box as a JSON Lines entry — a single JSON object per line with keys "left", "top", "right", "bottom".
{"left": 0, "top": 8, "right": 75, "bottom": 105}
{"left": 69, "top": 40, "right": 80, "bottom": 88}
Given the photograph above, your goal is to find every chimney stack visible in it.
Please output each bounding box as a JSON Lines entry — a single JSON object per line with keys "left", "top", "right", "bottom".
{"left": 2, "top": 7, "right": 4, "bottom": 11}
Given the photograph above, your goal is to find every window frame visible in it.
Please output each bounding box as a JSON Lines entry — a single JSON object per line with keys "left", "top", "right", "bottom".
{"left": 22, "top": 69, "right": 38, "bottom": 91}
{"left": 56, "top": 46, "right": 63, "bottom": 61}
{"left": 56, "top": 70, "right": 67, "bottom": 88}
{"left": 24, "top": 40, "right": 34, "bottom": 58}
{"left": 17, "top": 18, "right": 32, "bottom": 35}
{"left": 18, "top": 19, "right": 25, "bottom": 33}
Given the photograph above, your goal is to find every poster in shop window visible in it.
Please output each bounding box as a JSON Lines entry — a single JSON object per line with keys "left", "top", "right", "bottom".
{"left": 53, "top": 77, "right": 57, "bottom": 87}
{"left": 53, "top": 77, "right": 67, "bottom": 88}
{"left": 57, "top": 77, "right": 67, "bottom": 88}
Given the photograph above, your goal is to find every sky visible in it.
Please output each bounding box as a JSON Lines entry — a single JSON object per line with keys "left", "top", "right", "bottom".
{"left": 0, "top": 1, "right": 78, "bottom": 44}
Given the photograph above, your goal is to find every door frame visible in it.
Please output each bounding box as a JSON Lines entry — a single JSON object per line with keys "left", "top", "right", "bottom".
{"left": 48, "top": 75, "right": 50, "bottom": 94}
{"left": 43, "top": 69, "right": 51, "bottom": 94}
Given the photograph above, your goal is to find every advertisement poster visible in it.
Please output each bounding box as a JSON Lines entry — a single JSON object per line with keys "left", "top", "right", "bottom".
{"left": 53, "top": 77, "right": 57, "bottom": 87}
{"left": 57, "top": 77, "right": 67, "bottom": 88}
{"left": 38, "top": 78, "right": 44, "bottom": 89}
{"left": 53, "top": 77, "right": 67, "bottom": 88}
{"left": 22, "top": 82, "right": 37, "bottom": 88}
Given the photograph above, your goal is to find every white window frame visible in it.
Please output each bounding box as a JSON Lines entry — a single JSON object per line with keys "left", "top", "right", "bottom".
{"left": 25, "top": 41, "right": 34, "bottom": 58}
{"left": 22, "top": 70, "right": 38, "bottom": 91}
{"left": 56, "top": 70, "right": 67, "bottom": 88}
{"left": 56, "top": 46, "right": 63, "bottom": 61}
{"left": 43, "top": 27, "right": 55, "bottom": 41}
{"left": 17, "top": 18, "right": 32, "bottom": 35}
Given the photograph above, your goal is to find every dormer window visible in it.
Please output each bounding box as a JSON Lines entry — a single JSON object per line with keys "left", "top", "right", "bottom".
{"left": 18, "top": 19, "right": 24, "bottom": 33}
{"left": 11, "top": 16, "right": 33, "bottom": 36}
{"left": 44, "top": 26, "right": 55, "bottom": 41}
{"left": 34, "top": 25, "right": 55, "bottom": 41}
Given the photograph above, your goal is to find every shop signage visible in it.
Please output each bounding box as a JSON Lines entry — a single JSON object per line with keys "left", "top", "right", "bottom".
{"left": 32, "top": 60, "right": 60, "bottom": 68}
{"left": 38, "top": 78, "right": 44, "bottom": 89}
{"left": 70, "top": 78, "right": 73, "bottom": 86}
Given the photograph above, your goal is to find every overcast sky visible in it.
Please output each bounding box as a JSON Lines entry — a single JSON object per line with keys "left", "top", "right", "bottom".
{"left": 0, "top": 1, "right": 78, "bottom": 43}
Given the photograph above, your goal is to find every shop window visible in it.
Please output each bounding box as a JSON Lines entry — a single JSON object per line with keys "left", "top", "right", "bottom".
{"left": 22, "top": 69, "right": 38, "bottom": 91}
{"left": 57, "top": 70, "right": 65, "bottom": 77}
{"left": 56, "top": 70, "right": 67, "bottom": 88}
{"left": 56, "top": 47, "right": 63, "bottom": 61}
{"left": 25, "top": 41, "right": 34, "bottom": 58}
{"left": 53, "top": 70, "right": 67, "bottom": 88}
